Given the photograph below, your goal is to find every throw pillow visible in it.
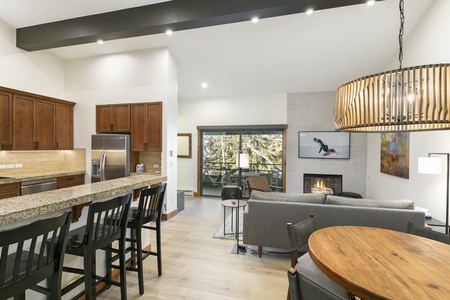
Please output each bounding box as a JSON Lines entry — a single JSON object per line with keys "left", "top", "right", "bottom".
{"left": 325, "top": 195, "right": 414, "bottom": 210}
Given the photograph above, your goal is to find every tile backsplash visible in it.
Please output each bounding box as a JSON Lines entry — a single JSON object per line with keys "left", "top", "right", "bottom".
{"left": 0, "top": 148, "right": 86, "bottom": 176}
{"left": 135, "top": 151, "right": 162, "bottom": 174}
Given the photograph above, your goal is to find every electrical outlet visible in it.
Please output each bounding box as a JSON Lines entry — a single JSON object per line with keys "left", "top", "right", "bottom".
{"left": 15, "top": 163, "right": 23, "bottom": 168}
{"left": 0, "top": 164, "right": 6, "bottom": 169}
{"left": 153, "top": 164, "right": 159, "bottom": 168}
{"left": 6, "top": 164, "right": 15, "bottom": 169}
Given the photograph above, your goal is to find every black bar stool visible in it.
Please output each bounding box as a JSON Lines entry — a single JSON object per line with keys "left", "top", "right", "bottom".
{"left": 62, "top": 193, "right": 131, "bottom": 300}
{"left": 110, "top": 183, "right": 166, "bottom": 295}
{"left": 0, "top": 210, "right": 72, "bottom": 300}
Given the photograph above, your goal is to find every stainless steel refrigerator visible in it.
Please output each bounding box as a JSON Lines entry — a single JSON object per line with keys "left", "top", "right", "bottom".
{"left": 91, "top": 134, "right": 130, "bottom": 183}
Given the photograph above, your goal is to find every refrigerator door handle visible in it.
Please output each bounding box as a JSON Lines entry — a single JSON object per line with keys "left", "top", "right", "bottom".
{"left": 100, "top": 152, "right": 107, "bottom": 181}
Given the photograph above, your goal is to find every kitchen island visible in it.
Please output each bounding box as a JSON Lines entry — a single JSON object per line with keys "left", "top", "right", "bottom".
{"left": 0, "top": 174, "right": 167, "bottom": 225}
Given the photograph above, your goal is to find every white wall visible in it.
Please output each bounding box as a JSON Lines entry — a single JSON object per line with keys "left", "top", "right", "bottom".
{"left": 366, "top": 0, "right": 450, "bottom": 222}
{"left": 0, "top": 18, "right": 65, "bottom": 97}
{"left": 64, "top": 47, "right": 178, "bottom": 213}
{"left": 177, "top": 93, "right": 287, "bottom": 193}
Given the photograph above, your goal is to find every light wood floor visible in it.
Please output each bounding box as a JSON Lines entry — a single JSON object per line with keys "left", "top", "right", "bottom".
{"left": 98, "top": 196, "right": 290, "bottom": 299}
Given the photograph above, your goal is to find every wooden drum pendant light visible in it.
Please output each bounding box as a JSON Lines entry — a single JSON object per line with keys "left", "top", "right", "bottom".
{"left": 334, "top": 1, "right": 450, "bottom": 132}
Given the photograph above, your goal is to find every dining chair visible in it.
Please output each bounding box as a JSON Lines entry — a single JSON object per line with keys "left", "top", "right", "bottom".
{"left": 62, "top": 193, "right": 131, "bottom": 300}
{"left": 286, "top": 216, "right": 351, "bottom": 300}
{"left": 109, "top": 183, "right": 166, "bottom": 295}
{"left": 406, "top": 221, "right": 450, "bottom": 244}
{"left": 0, "top": 210, "right": 72, "bottom": 300}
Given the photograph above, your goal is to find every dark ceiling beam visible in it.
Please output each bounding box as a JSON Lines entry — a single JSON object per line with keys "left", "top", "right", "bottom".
{"left": 16, "top": 0, "right": 382, "bottom": 51}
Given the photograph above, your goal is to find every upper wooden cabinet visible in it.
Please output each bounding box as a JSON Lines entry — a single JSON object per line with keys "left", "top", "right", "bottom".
{"left": 0, "top": 86, "right": 75, "bottom": 151}
{"left": 55, "top": 103, "right": 74, "bottom": 150}
{"left": 96, "top": 104, "right": 131, "bottom": 133}
{"left": 12, "top": 95, "right": 36, "bottom": 150}
{"left": 131, "top": 102, "right": 162, "bottom": 151}
{"left": 0, "top": 92, "right": 12, "bottom": 145}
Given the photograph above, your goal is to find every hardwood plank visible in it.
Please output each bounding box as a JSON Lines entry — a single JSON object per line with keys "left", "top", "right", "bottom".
{"left": 97, "top": 196, "right": 289, "bottom": 299}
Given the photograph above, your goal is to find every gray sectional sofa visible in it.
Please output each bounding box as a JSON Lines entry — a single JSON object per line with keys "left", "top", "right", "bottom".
{"left": 243, "top": 191, "right": 425, "bottom": 256}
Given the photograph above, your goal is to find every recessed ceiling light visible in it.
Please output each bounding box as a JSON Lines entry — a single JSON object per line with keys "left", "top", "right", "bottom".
{"left": 367, "top": 0, "right": 375, "bottom": 6}
{"left": 306, "top": 9, "right": 314, "bottom": 15}
{"left": 97, "top": 40, "right": 104, "bottom": 45}
{"left": 251, "top": 17, "right": 259, "bottom": 23}
{"left": 166, "top": 29, "right": 173, "bottom": 36}
{"left": 201, "top": 82, "right": 208, "bottom": 89}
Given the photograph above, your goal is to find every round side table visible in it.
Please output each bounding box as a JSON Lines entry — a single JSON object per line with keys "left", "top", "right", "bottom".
{"left": 221, "top": 199, "right": 248, "bottom": 237}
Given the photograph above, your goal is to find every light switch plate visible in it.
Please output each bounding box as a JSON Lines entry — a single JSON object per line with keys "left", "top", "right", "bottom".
{"left": 15, "top": 163, "right": 23, "bottom": 168}
{"left": 0, "top": 164, "right": 6, "bottom": 169}
{"left": 6, "top": 164, "right": 15, "bottom": 169}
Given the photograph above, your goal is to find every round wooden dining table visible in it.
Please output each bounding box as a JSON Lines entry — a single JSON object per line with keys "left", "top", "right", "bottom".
{"left": 308, "top": 226, "right": 450, "bottom": 300}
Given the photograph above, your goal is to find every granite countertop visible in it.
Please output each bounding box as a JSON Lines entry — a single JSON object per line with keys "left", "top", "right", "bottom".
{"left": 0, "top": 170, "right": 86, "bottom": 184}
{"left": 0, "top": 174, "right": 167, "bottom": 225}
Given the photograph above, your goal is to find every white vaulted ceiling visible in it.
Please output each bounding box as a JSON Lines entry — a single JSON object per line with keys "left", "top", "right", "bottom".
{"left": 0, "top": 0, "right": 435, "bottom": 99}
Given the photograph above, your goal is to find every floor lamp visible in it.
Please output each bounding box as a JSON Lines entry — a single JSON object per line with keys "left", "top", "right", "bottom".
{"left": 418, "top": 153, "right": 449, "bottom": 234}
{"left": 232, "top": 133, "right": 248, "bottom": 255}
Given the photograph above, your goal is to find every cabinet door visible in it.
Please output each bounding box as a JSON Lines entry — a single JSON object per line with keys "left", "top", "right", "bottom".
{"left": 0, "top": 92, "right": 12, "bottom": 145}
{"left": 96, "top": 105, "right": 113, "bottom": 132}
{"left": 112, "top": 104, "right": 131, "bottom": 132}
{"left": 0, "top": 183, "right": 20, "bottom": 200}
{"left": 35, "top": 99, "right": 55, "bottom": 150}
{"left": 145, "top": 102, "right": 162, "bottom": 151}
{"left": 12, "top": 95, "right": 35, "bottom": 150}
{"left": 96, "top": 104, "right": 130, "bottom": 132}
{"left": 55, "top": 103, "right": 74, "bottom": 150}
{"left": 131, "top": 103, "right": 146, "bottom": 151}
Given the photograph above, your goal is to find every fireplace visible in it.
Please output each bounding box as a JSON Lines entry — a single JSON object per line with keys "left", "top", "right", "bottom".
{"left": 303, "top": 174, "right": 342, "bottom": 195}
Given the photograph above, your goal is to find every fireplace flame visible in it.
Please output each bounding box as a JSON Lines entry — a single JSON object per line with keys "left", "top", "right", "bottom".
{"left": 315, "top": 180, "right": 325, "bottom": 188}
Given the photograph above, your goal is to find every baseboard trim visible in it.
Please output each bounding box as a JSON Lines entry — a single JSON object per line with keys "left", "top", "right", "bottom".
{"left": 163, "top": 208, "right": 178, "bottom": 220}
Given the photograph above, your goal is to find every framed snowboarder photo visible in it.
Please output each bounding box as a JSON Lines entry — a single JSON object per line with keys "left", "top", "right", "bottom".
{"left": 298, "top": 131, "right": 350, "bottom": 159}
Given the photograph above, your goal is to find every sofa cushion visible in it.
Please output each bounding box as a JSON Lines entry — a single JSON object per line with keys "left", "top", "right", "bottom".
{"left": 326, "top": 195, "right": 414, "bottom": 210}
{"left": 251, "top": 191, "right": 325, "bottom": 204}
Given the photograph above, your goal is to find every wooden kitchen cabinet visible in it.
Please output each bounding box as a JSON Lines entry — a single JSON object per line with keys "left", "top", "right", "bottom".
{"left": 96, "top": 104, "right": 131, "bottom": 132}
{"left": 57, "top": 174, "right": 85, "bottom": 189}
{"left": 0, "top": 92, "right": 12, "bottom": 145}
{"left": 57, "top": 174, "right": 86, "bottom": 222}
{"left": 131, "top": 102, "right": 162, "bottom": 151}
{"left": 12, "top": 95, "right": 35, "bottom": 150}
{"left": 11, "top": 96, "right": 55, "bottom": 150}
{"left": 55, "top": 103, "right": 74, "bottom": 150}
{"left": 0, "top": 182, "right": 20, "bottom": 200}
{"left": 1, "top": 86, "right": 75, "bottom": 151}
{"left": 35, "top": 99, "right": 56, "bottom": 150}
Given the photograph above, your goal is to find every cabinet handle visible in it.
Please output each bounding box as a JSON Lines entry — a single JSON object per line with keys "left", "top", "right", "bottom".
{"left": 110, "top": 123, "right": 114, "bottom": 131}
{"left": 56, "top": 141, "right": 59, "bottom": 149}
{"left": 144, "top": 142, "right": 148, "bottom": 150}
{"left": 34, "top": 141, "right": 39, "bottom": 149}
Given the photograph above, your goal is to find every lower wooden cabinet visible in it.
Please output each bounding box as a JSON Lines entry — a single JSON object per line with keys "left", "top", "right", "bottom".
{"left": 57, "top": 174, "right": 86, "bottom": 222}
{"left": 0, "top": 182, "right": 20, "bottom": 200}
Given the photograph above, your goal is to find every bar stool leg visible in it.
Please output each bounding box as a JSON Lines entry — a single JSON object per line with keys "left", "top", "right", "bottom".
{"left": 156, "top": 219, "right": 162, "bottom": 276}
{"left": 135, "top": 227, "right": 144, "bottom": 295}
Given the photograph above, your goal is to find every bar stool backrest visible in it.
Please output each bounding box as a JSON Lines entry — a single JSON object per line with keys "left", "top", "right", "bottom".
{"left": 85, "top": 194, "right": 132, "bottom": 249}
{"left": 135, "top": 184, "right": 167, "bottom": 225}
{"left": 0, "top": 210, "right": 72, "bottom": 300}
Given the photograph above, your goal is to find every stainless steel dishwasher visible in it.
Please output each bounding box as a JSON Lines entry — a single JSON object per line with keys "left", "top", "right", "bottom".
{"left": 21, "top": 178, "right": 58, "bottom": 195}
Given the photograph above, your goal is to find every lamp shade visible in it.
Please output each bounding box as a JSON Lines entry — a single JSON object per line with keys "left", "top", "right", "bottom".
{"left": 236, "top": 153, "right": 249, "bottom": 169}
{"left": 418, "top": 157, "right": 442, "bottom": 175}
{"left": 334, "top": 64, "right": 450, "bottom": 132}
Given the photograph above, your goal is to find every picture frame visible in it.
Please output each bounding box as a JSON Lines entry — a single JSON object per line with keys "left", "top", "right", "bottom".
{"left": 177, "top": 133, "right": 192, "bottom": 158}
{"left": 298, "top": 131, "right": 350, "bottom": 159}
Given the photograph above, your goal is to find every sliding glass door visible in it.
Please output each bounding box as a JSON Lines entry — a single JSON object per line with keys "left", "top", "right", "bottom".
{"left": 198, "top": 126, "right": 285, "bottom": 197}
